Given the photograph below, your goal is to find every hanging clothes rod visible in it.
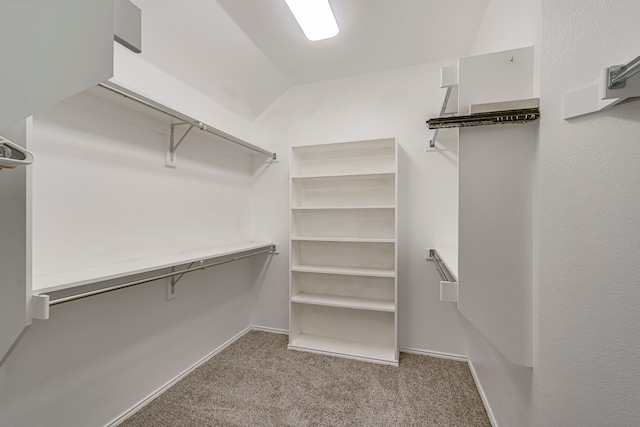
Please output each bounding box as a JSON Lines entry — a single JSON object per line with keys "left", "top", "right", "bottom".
{"left": 608, "top": 55, "right": 640, "bottom": 89}
{"left": 429, "top": 249, "right": 456, "bottom": 283}
{"left": 44, "top": 244, "right": 276, "bottom": 306}
{"left": 429, "top": 86, "right": 453, "bottom": 148}
{"left": 97, "top": 82, "right": 277, "bottom": 160}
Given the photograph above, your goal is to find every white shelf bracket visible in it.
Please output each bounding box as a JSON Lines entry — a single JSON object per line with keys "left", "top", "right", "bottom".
{"left": 31, "top": 294, "right": 50, "bottom": 320}
{"left": 564, "top": 55, "right": 640, "bottom": 119}
{"left": 166, "top": 122, "right": 204, "bottom": 167}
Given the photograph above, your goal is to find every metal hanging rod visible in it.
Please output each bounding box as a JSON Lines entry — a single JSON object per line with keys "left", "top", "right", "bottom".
{"left": 429, "top": 86, "right": 453, "bottom": 148}
{"left": 44, "top": 245, "right": 276, "bottom": 306}
{"left": 97, "top": 82, "right": 277, "bottom": 160}
{"left": 429, "top": 249, "right": 456, "bottom": 283}
{"left": 608, "top": 55, "right": 640, "bottom": 89}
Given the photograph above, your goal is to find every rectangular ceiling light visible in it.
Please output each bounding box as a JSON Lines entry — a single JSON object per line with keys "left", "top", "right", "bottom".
{"left": 284, "top": 0, "right": 339, "bottom": 41}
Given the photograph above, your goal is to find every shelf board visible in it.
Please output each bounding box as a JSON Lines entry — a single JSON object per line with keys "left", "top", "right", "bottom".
{"left": 291, "top": 171, "right": 395, "bottom": 180}
{"left": 291, "top": 264, "right": 395, "bottom": 278}
{"left": 291, "top": 292, "right": 395, "bottom": 312}
{"left": 291, "top": 205, "right": 395, "bottom": 210}
{"left": 288, "top": 333, "right": 397, "bottom": 365}
{"left": 291, "top": 236, "right": 395, "bottom": 243}
{"left": 33, "top": 241, "right": 274, "bottom": 294}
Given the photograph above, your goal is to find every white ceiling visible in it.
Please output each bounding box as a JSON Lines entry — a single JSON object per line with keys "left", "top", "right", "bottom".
{"left": 132, "top": 0, "right": 489, "bottom": 120}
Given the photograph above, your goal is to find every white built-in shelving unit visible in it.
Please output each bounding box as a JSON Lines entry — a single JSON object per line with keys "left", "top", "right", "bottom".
{"left": 288, "top": 138, "right": 398, "bottom": 366}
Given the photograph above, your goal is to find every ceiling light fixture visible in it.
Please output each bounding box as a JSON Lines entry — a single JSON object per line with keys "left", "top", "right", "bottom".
{"left": 284, "top": 0, "right": 339, "bottom": 41}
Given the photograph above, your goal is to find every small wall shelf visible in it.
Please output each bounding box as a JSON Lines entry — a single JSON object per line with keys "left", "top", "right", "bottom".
{"left": 289, "top": 138, "right": 398, "bottom": 365}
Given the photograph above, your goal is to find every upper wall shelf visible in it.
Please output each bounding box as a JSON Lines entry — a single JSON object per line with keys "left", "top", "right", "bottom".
{"left": 95, "top": 81, "right": 277, "bottom": 165}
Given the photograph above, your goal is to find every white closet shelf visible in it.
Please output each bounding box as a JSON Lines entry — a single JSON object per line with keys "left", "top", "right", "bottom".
{"left": 291, "top": 172, "right": 395, "bottom": 180}
{"left": 291, "top": 293, "right": 395, "bottom": 312}
{"left": 33, "top": 241, "right": 274, "bottom": 294}
{"left": 291, "top": 236, "right": 395, "bottom": 243}
{"left": 291, "top": 206, "right": 395, "bottom": 210}
{"left": 288, "top": 333, "right": 397, "bottom": 365}
{"left": 291, "top": 265, "right": 396, "bottom": 278}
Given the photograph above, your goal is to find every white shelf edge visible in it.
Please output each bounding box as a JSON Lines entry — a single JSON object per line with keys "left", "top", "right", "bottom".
{"left": 291, "top": 171, "right": 395, "bottom": 180}
{"left": 291, "top": 292, "right": 395, "bottom": 312}
{"left": 288, "top": 334, "right": 398, "bottom": 365}
{"left": 33, "top": 241, "right": 274, "bottom": 294}
{"left": 291, "top": 205, "right": 395, "bottom": 210}
{"left": 291, "top": 264, "right": 396, "bottom": 278}
{"left": 291, "top": 236, "right": 395, "bottom": 243}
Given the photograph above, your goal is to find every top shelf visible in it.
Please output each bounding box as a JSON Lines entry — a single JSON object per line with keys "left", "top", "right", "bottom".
{"left": 292, "top": 139, "right": 396, "bottom": 177}
{"left": 33, "top": 241, "right": 274, "bottom": 294}
{"left": 90, "top": 82, "right": 276, "bottom": 160}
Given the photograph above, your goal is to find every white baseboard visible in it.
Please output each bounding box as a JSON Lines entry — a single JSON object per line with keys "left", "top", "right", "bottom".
{"left": 107, "top": 326, "right": 253, "bottom": 427}
{"left": 467, "top": 359, "right": 498, "bottom": 427}
{"left": 399, "top": 346, "right": 467, "bottom": 362}
{"left": 250, "top": 325, "right": 288, "bottom": 335}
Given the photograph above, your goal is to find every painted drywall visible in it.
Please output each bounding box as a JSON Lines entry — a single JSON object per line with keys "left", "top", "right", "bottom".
{"left": 249, "top": 61, "right": 470, "bottom": 356}
{"left": 538, "top": 0, "right": 640, "bottom": 425}
{"left": 0, "top": 71, "right": 267, "bottom": 425}
{"left": 0, "top": 120, "right": 32, "bottom": 366}
{"left": 470, "top": 0, "right": 541, "bottom": 97}
{"left": 127, "top": 0, "right": 289, "bottom": 120}
{"left": 0, "top": 0, "right": 114, "bottom": 130}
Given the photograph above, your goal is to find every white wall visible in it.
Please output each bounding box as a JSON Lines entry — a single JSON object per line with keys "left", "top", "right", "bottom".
{"left": 249, "top": 61, "right": 470, "bottom": 356}
{"left": 538, "top": 0, "right": 640, "bottom": 425}
{"left": 470, "top": 0, "right": 541, "bottom": 97}
{"left": 0, "top": 51, "right": 268, "bottom": 426}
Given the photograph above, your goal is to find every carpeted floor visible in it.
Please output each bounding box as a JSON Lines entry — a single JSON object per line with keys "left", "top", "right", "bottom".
{"left": 120, "top": 331, "right": 490, "bottom": 426}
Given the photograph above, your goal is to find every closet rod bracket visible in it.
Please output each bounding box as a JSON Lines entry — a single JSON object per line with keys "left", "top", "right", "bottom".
{"left": 168, "top": 122, "right": 206, "bottom": 165}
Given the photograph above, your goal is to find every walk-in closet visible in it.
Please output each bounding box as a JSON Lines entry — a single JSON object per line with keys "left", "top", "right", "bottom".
{"left": 1, "top": 1, "right": 640, "bottom": 426}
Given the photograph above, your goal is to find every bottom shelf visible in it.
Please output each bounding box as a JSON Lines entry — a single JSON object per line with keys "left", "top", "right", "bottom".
{"left": 288, "top": 333, "right": 398, "bottom": 365}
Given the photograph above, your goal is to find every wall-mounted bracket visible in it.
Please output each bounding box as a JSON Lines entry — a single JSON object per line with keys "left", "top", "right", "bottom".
{"left": 565, "top": 55, "right": 640, "bottom": 119}
{"left": 31, "top": 294, "right": 50, "bottom": 320}
{"left": 166, "top": 122, "right": 205, "bottom": 167}
{"left": 0, "top": 136, "right": 34, "bottom": 169}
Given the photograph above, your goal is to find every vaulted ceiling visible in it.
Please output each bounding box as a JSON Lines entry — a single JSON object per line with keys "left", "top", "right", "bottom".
{"left": 132, "top": 0, "right": 489, "bottom": 120}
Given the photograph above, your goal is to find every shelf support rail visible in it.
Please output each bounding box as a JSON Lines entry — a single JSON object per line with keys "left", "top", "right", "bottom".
{"left": 98, "top": 82, "right": 277, "bottom": 160}
{"left": 429, "top": 86, "right": 453, "bottom": 148}
{"left": 32, "top": 245, "right": 276, "bottom": 316}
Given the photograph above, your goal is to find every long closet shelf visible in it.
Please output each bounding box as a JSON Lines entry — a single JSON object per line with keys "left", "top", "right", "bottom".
{"left": 291, "top": 172, "right": 395, "bottom": 180}
{"left": 291, "top": 206, "right": 395, "bottom": 210}
{"left": 291, "top": 237, "right": 395, "bottom": 243}
{"left": 291, "top": 293, "right": 395, "bottom": 312}
{"left": 291, "top": 265, "right": 396, "bottom": 278}
{"left": 288, "top": 333, "right": 397, "bottom": 365}
{"left": 33, "top": 241, "right": 275, "bottom": 294}
{"left": 95, "top": 82, "right": 276, "bottom": 160}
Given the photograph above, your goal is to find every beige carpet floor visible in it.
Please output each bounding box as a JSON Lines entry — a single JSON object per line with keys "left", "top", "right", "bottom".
{"left": 120, "top": 331, "right": 490, "bottom": 426}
